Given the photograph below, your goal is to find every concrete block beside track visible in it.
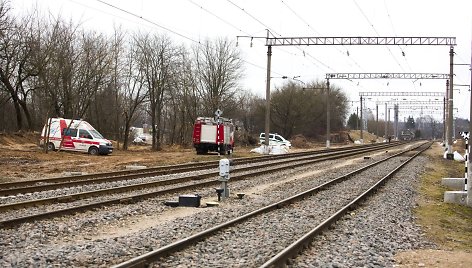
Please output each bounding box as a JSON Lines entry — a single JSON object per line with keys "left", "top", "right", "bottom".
{"left": 441, "top": 177, "right": 466, "bottom": 190}
{"left": 444, "top": 191, "right": 467, "bottom": 205}
{"left": 125, "top": 165, "right": 147, "bottom": 170}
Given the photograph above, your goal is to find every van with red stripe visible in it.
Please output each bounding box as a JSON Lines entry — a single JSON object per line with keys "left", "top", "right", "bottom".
{"left": 40, "top": 118, "right": 113, "bottom": 155}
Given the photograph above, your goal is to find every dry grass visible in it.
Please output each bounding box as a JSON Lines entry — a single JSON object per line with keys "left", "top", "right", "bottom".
{"left": 348, "top": 130, "right": 380, "bottom": 143}
{"left": 416, "top": 143, "right": 472, "bottom": 251}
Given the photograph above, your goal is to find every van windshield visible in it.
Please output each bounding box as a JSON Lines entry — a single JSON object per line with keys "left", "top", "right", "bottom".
{"left": 90, "top": 129, "right": 104, "bottom": 139}
{"left": 79, "top": 129, "right": 93, "bottom": 139}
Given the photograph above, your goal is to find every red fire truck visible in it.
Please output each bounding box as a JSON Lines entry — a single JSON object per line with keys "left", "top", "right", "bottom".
{"left": 192, "top": 116, "right": 234, "bottom": 155}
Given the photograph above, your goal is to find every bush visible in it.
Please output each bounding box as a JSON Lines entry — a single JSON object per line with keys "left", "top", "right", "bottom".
{"left": 291, "top": 134, "right": 310, "bottom": 148}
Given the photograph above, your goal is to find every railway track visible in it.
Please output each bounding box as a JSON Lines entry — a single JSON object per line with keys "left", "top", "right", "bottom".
{"left": 0, "top": 142, "right": 404, "bottom": 228}
{"left": 0, "top": 142, "right": 401, "bottom": 196}
{"left": 111, "top": 141, "right": 431, "bottom": 268}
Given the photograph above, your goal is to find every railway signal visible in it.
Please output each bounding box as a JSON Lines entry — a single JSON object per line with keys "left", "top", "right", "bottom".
{"left": 218, "top": 158, "right": 231, "bottom": 199}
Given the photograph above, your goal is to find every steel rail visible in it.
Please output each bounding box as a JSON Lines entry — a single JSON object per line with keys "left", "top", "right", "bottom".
{"left": 0, "top": 143, "right": 398, "bottom": 207}
{"left": 0, "top": 142, "right": 402, "bottom": 228}
{"left": 260, "top": 142, "right": 431, "bottom": 267}
{"left": 110, "top": 141, "right": 429, "bottom": 268}
{"left": 0, "top": 143, "right": 396, "bottom": 195}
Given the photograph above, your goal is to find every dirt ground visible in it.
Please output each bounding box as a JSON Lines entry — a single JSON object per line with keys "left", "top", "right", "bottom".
{"left": 0, "top": 132, "right": 256, "bottom": 182}
{"left": 0, "top": 132, "right": 471, "bottom": 266}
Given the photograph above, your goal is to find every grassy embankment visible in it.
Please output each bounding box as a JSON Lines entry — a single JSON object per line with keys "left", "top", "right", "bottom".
{"left": 417, "top": 142, "right": 472, "bottom": 251}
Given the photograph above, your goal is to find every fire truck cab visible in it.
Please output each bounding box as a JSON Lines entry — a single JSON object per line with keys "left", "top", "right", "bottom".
{"left": 192, "top": 116, "right": 234, "bottom": 155}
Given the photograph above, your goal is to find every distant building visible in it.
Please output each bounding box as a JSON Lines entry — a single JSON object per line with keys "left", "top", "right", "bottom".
{"left": 400, "top": 129, "right": 415, "bottom": 141}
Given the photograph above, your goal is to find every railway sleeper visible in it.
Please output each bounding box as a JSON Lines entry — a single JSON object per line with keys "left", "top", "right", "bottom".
{"left": 57, "top": 196, "right": 74, "bottom": 203}
{"left": 119, "top": 197, "right": 134, "bottom": 204}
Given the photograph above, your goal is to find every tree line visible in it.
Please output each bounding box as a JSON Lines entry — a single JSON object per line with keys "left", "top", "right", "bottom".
{"left": 0, "top": 1, "right": 349, "bottom": 150}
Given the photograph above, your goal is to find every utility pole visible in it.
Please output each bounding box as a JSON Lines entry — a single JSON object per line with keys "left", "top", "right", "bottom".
{"left": 376, "top": 104, "right": 379, "bottom": 142}
{"left": 447, "top": 46, "right": 454, "bottom": 159}
{"left": 360, "top": 96, "right": 364, "bottom": 143}
{"left": 326, "top": 78, "right": 331, "bottom": 148}
{"left": 388, "top": 108, "right": 391, "bottom": 139}
{"left": 385, "top": 103, "right": 388, "bottom": 141}
{"left": 443, "top": 96, "right": 446, "bottom": 144}
{"left": 468, "top": 38, "right": 472, "bottom": 206}
{"left": 257, "top": 36, "right": 455, "bottom": 151}
{"left": 393, "top": 104, "right": 396, "bottom": 140}
{"left": 356, "top": 106, "right": 359, "bottom": 130}
{"left": 264, "top": 44, "right": 272, "bottom": 152}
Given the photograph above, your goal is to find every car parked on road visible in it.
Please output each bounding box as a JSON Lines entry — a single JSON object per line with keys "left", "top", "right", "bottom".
{"left": 259, "top": 133, "right": 291, "bottom": 147}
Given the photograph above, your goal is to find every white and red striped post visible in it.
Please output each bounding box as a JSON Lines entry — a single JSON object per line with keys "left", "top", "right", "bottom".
{"left": 215, "top": 109, "right": 222, "bottom": 156}
{"left": 465, "top": 139, "right": 468, "bottom": 191}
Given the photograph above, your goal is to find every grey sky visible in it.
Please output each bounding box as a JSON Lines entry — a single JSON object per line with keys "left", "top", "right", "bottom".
{"left": 13, "top": 0, "right": 472, "bottom": 120}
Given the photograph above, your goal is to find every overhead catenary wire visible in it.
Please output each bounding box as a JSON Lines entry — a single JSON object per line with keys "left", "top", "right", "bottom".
{"left": 226, "top": 0, "right": 277, "bottom": 36}
{"left": 280, "top": 0, "right": 365, "bottom": 71}
{"left": 186, "top": 0, "right": 292, "bottom": 75}
{"left": 187, "top": 0, "right": 246, "bottom": 35}
{"left": 278, "top": 0, "right": 374, "bottom": 93}
{"left": 186, "top": 0, "right": 324, "bottom": 75}
{"left": 95, "top": 0, "right": 198, "bottom": 43}
{"left": 93, "top": 0, "right": 287, "bottom": 77}
{"left": 383, "top": 0, "right": 414, "bottom": 74}
{"left": 225, "top": 0, "right": 336, "bottom": 75}
{"left": 353, "top": 0, "right": 405, "bottom": 73}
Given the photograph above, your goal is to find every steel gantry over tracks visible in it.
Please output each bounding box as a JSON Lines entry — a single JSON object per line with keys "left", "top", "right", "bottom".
{"left": 265, "top": 37, "right": 456, "bottom": 46}
{"left": 326, "top": 72, "right": 449, "bottom": 142}
{"left": 359, "top": 91, "right": 446, "bottom": 141}
{"left": 325, "top": 73, "right": 449, "bottom": 80}
{"left": 256, "top": 34, "right": 456, "bottom": 150}
{"left": 359, "top": 92, "right": 445, "bottom": 97}
{"left": 376, "top": 100, "right": 444, "bottom": 105}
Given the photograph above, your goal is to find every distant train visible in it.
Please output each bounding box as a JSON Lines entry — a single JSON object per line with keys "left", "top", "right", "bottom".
{"left": 399, "top": 129, "right": 415, "bottom": 141}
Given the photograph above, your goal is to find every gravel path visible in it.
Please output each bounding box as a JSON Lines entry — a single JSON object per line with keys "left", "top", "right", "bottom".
{"left": 290, "top": 155, "right": 436, "bottom": 267}
{"left": 151, "top": 157, "right": 418, "bottom": 267}
{"left": 0, "top": 144, "right": 432, "bottom": 267}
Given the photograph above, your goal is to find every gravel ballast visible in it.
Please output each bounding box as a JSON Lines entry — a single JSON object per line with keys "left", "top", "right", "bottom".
{"left": 0, "top": 144, "right": 434, "bottom": 267}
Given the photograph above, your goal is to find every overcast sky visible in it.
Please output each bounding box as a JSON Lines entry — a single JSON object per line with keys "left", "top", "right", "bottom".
{"left": 12, "top": 0, "right": 472, "bottom": 121}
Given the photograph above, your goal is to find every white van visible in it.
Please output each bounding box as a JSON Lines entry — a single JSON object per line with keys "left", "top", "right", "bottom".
{"left": 40, "top": 118, "right": 113, "bottom": 155}
{"left": 259, "top": 133, "right": 291, "bottom": 147}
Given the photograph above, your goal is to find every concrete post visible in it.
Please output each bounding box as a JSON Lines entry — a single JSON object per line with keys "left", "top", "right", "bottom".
{"left": 326, "top": 78, "right": 331, "bottom": 148}
{"left": 468, "top": 39, "right": 472, "bottom": 206}
{"left": 447, "top": 47, "right": 454, "bottom": 158}
{"left": 376, "top": 104, "right": 379, "bottom": 142}
{"left": 360, "top": 96, "right": 363, "bottom": 143}
{"left": 385, "top": 103, "right": 388, "bottom": 141}
{"left": 264, "top": 45, "right": 272, "bottom": 154}
{"left": 443, "top": 96, "right": 446, "bottom": 145}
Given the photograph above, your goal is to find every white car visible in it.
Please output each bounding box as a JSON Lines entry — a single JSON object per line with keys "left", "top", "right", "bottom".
{"left": 259, "top": 133, "right": 291, "bottom": 147}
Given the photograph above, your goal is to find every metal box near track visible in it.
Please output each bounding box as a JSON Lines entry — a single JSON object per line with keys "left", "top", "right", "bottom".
{"left": 178, "top": 194, "right": 201, "bottom": 207}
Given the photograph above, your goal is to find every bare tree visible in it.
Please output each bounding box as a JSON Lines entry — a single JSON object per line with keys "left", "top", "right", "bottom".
{"left": 0, "top": 3, "right": 41, "bottom": 130}
{"left": 118, "top": 33, "right": 149, "bottom": 150}
{"left": 38, "top": 17, "right": 79, "bottom": 118}
{"left": 269, "top": 80, "right": 348, "bottom": 139}
{"left": 193, "top": 38, "right": 244, "bottom": 116}
{"left": 134, "top": 32, "right": 178, "bottom": 151}
{"left": 164, "top": 46, "right": 197, "bottom": 145}
{"left": 74, "top": 30, "right": 111, "bottom": 119}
